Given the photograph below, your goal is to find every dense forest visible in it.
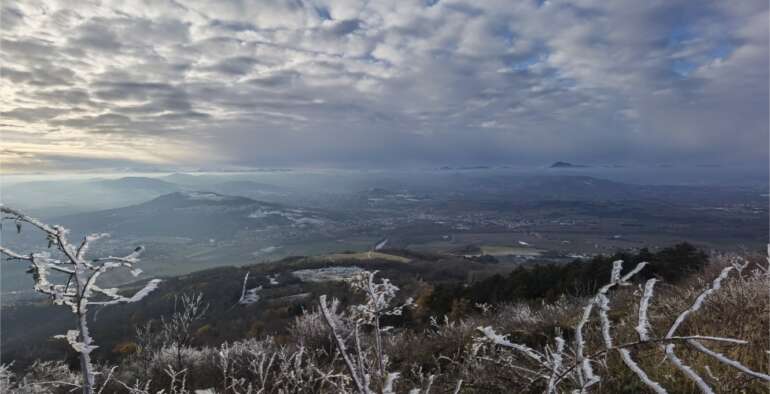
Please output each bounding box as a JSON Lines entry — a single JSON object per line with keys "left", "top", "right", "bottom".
{"left": 426, "top": 243, "right": 708, "bottom": 314}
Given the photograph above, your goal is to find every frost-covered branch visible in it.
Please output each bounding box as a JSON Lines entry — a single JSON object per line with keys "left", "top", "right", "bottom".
{"left": 686, "top": 339, "right": 770, "bottom": 382}
{"left": 319, "top": 295, "right": 370, "bottom": 394}
{"left": 476, "top": 326, "right": 545, "bottom": 365}
{"left": 572, "top": 260, "right": 647, "bottom": 392}
{"left": 636, "top": 278, "right": 656, "bottom": 341}
{"left": 0, "top": 205, "right": 160, "bottom": 394}
{"left": 161, "top": 292, "right": 208, "bottom": 370}
{"left": 347, "top": 270, "right": 414, "bottom": 379}
{"left": 474, "top": 258, "right": 769, "bottom": 393}
{"left": 317, "top": 271, "right": 416, "bottom": 393}
{"left": 88, "top": 279, "right": 162, "bottom": 306}
{"left": 665, "top": 266, "right": 733, "bottom": 339}
{"left": 659, "top": 264, "right": 770, "bottom": 390}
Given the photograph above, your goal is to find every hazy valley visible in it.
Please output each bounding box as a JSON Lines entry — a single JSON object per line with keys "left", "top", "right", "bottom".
{"left": 2, "top": 168, "right": 766, "bottom": 304}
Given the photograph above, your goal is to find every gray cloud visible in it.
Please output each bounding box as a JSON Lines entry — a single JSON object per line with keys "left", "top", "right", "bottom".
{"left": 0, "top": 4, "right": 24, "bottom": 30}
{"left": 71, "top": 20, "right": 123, "bottom": 52}
{"left": 1, "top": 64, "right": 78, "bottom": 87}
{"left": 327, "top": 19, "right": 361, "bottom": 36}
{"left": 210, "top": 56, "right": 261, "bottom": 76}
{"left": 2, "top": 107, "right": 71, "bottom": 123}
{"left": 27, "top": 88, "right": 93, "bottom": 106}
{"left": 1, "top": 0, "right": 767, "bottom": 171}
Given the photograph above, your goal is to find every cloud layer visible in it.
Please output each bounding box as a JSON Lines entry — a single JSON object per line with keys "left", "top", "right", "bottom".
{"left": 1, "top": 0, "right": 767, "bottom": 171}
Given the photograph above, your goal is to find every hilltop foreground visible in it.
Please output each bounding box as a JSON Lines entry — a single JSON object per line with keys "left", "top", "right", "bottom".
{"left": 2, "top": 243, "right": 768, "bottom": 393}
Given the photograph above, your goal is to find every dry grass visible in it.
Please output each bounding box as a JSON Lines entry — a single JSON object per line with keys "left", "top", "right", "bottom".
{"left": 4, "top": 255, "right": 768, "bottom": 393}
{"left": 310, "top": 251, "right": 412, "bottom": 264}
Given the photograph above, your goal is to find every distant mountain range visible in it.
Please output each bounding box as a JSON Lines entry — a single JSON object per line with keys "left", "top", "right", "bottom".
{"left": 1, "top": 177, "right": 185, "bottom": 217}
{"left": 208, "top": 180, "right": 289, "bottom": 198}
{"left": 2, "top": 176, "right": 289, "bottom": 217}
{"left": 56, "top": 191, "right": 331, "bottom": 240}
{"left": 87, "top": 176, "right": 179, "bottom": 193}
{"left": 550, "top": 161, "right": 589, "bottom": 168}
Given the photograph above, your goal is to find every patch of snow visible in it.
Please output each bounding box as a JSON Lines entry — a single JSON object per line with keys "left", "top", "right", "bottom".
{"left": 248, "top": 208, "right": 285, "bottom": 219}
{"left": 252, "top": 245, "right": 281, "bottom": 256}
{"left": 292, "top": 217, "right": 325, "bottom": 226}
{"left": 183, "top": 191, "right": 228, "bottom": 201}
{"left": 275, "top": 292, "right": 311, "bottom": 302}
{"left": 292, "top": 266, "right": 364, "bottom": 283}
{"left": 374, "top": 238, "right": 389, "bottom": 250}
{"left": 238, "top": 273, "right": 262, "bottom": 305}
{"left": 248, "top": 209, "right": 325, "bottom": 227}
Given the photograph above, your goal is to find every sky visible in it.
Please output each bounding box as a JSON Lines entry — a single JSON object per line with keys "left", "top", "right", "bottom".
{"left": 1, "top": 0, "right": 768, "bottom": 173}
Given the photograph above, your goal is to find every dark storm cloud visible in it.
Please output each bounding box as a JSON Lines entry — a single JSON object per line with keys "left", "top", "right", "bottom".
{"left": 1, "top": 0, "right": 767, "bottom": 171}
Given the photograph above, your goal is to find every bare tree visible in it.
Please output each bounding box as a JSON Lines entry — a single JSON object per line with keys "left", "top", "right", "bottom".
{"left": 0, "top": 206, "right": 161, "bottom": 394}
{"left": 134, "top": 320, "right": 162, "bottom": 381}
{"left": 161, "top": 292, "right": 209, "bottom": 370}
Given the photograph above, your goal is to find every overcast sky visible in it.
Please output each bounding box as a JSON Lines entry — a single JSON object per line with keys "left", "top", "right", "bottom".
{"left": 1, "top": 0, "right": 768, "bottom": 172}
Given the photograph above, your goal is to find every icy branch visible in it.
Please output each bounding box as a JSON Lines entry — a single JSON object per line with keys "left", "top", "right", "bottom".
{"left": 617, "top": 349, "right": 667, "bottom": 394}
{"left": 89, "top": 279, "right": 162, "bottom": 306}
{"left": 546, "top": 336, "right": 565, "bottom": 394}
{"left": 573, "top": 260, "right": 648, "bottom": 391}
{"left": 319, "top": 295, "right": 370, "bottom": 394}
{"left": 636, "top": 279, "right": 656, "bottom": 341}
{"left": 54, "top": 330, "right": 98, "bottom": 355}
{"left": 474, "top": 258, "right": 768, "bottom": 393}
{"left": 660, "top": 265, "right": 734, "bottom": 392}
{"left": 1, "top": 205, "right": 159, "bottom": 394}
{"left": 666, "top": 266, "right": 733, "bottom": 339}
{"left": 686, "top": 339, "right": 770, "bottom": 382}
{"left": 476, "top": 326, "right": 545, "bottom": 364}
{"left": 664, "top": 345, "right": 714, "bottom": 394}
{"left": 91, "top": 246, "right": 145, "bottom": 265}
{"left": 77, "top": 233, "right": 110, "bottom": 260}
{"left": 0, "top": 245, "right": 32, "bottom": 261}
{"left": 1, "top": 206, "right": 58, "bottom": 234}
